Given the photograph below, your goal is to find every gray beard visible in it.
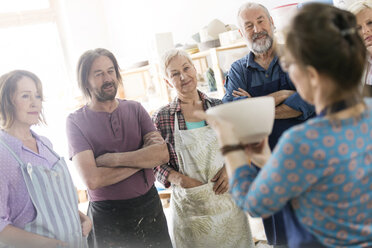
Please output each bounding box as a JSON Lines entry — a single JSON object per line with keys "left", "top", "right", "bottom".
{"left": 252, "top": 35, "right": 273, "bottom": 54}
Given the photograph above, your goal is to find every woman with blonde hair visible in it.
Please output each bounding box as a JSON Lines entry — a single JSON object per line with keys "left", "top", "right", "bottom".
{"left": 152, "top": 49, "right": 254, "bottom": 248}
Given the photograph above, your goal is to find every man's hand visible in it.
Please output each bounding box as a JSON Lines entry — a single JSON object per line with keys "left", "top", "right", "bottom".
{"left": 275, "top": 104, "right": 302, "bottom": 119}
{"left": 211, "top": 166, "right": 229, "bottom": 195}
{"left": 232, "top": 88, "right": 251, "bottom": 98}
{"left": 268, "top": 90, "right": 296, "bottom": 106}
{"left": 267, "top": 90, "right": 302, "bottom": 119}
{"left": 95, "top": 131, "right": 167, "bottom": 168}
{"left": 95, "top": 153, "right": 117, "bottom": 167}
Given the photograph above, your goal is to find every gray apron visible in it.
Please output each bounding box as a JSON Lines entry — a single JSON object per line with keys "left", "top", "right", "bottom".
{"left": 170, "top": 113, "right": 254, "bottom": 248}
{"left": 0, "top": 138, "right": 87, "bottom": 248}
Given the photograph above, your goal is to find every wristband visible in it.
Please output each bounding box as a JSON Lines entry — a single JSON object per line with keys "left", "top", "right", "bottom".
{"left": 220, "top": 143, "right": 245, "bottom": 155}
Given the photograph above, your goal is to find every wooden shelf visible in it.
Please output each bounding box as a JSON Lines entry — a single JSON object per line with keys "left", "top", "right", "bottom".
{"left": 190, "top": 42, "right": 248, "bottom": 99}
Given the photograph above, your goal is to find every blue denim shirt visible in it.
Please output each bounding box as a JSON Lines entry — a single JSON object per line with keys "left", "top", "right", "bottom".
{"left": 222, "top": 52, "right": 315, "bottom": 120}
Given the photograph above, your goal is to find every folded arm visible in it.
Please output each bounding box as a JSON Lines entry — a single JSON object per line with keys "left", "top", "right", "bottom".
{"left": 279, "top": 92, "right": 315, "bottom": 120}
{"left": 275, "top": 103, "right": 303, "bottom": 119}
{"left": 222, "top": 62, "right": 249, "bottom": 103}
{"left": 95, "top": 131, "right": 169, "bottom": 168}
{"left": 268, "top": 90, "right": 296, "bottom": 106}
{"left": 73, "top": 150, "right": 140, "bottom": 190}
{"left": 266, "top": 90, "right": 303, "bottom": 119}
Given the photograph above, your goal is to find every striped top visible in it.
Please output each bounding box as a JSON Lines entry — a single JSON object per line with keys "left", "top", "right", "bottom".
{"left": 0, "top": 130, "right": 58, "bottom": 232}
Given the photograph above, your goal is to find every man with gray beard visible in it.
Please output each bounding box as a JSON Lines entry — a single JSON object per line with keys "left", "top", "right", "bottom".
{"left": 222, "top": 2, "right": 315, "bottom": 248}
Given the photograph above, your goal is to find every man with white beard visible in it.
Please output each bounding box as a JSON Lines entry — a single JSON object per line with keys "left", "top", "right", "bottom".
{"left": 222, "top": 2, "right": 315, "bottom": 248}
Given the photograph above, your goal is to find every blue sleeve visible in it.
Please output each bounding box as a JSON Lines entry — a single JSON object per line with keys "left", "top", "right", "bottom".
{"left": 229, "top": 164, "right": 259, "bottom": 209}
{"left": 230, "top": 126, "right": 323, "bottom": 218}
{"left": 222, "top": 61, "right": 249, "bottom": 103}
{"left": 283, "top": 92, "right": 315, "bottom": 120}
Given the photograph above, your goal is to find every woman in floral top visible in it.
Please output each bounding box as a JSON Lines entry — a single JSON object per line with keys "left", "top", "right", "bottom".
{"left": 197, "top": 3, "right": 372, "bottom": 248}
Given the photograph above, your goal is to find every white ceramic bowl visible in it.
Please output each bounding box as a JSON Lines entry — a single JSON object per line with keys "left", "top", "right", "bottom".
{"left": 206, "top": 96, "right": 275, "bottom": 144}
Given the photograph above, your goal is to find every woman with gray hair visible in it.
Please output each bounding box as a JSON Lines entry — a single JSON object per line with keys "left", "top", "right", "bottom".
{"left": 152, "top": 49, "right": 254, "bottom": 248}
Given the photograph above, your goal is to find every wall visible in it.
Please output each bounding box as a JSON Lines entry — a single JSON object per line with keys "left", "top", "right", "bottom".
{"left": 102, "top": 0, "right": 309, "bottom": 66}
{"left": 59, "top": 0, "right": 312, "bottom": 70}
{"left": 58, "top": 0, "right": 112, "bottom": 68}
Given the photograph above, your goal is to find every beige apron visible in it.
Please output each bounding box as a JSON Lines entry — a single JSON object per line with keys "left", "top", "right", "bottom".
{"left": 170, "top": 113, "right": 254, "bottom": 248}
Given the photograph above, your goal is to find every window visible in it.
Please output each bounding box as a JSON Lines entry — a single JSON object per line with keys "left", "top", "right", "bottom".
{"left": 0, "top": 1, "right": 85, "bottom": 188}
{"left": 0, "top": 0, "right": 50, "bottom": 13}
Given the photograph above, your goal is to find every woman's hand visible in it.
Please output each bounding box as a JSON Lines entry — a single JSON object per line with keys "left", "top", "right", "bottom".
{"left": 168, "top": 170, "right": 203, "bottom": 188}
{"left": 43, "top": 239, "right": 68, "bottom": 248}
{"left": 180, "top": 175, "right": 204, "bottom": 189}
{"left": 0, "top": 225, "right": 68, "bottom": 248}
{"left": 211, "top": 166, "right": 229, "bottom": 195}
{"left": 79, "top": 211, "right": 92, "bottom": 237}
{"left": 244, "top": 138, "right": 271, "bottom": 168}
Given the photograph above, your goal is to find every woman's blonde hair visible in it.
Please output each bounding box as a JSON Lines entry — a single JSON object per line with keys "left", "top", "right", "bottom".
{"left": 0, "top": 70, "right": 45, "bottom": 129}
{"left": 348, "top": 0, "right": 372, "bottom": 15}
{"left": 160, "top": 49, "right": 194, "bottom": 78}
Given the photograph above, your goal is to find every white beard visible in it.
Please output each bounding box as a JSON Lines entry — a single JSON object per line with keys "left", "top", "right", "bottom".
{"left": 252, "top": 35, "right": 273, "bottom": 54}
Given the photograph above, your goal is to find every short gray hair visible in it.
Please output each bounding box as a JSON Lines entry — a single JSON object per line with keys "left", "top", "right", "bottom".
{"left": 237, "top": 2, "right": 271, "bottom": 28}
{"left": 160, "top": 49, "right": 193, "bottom": 78}
{"left": 348, "top": 0, "right": 372, "bottom": 15}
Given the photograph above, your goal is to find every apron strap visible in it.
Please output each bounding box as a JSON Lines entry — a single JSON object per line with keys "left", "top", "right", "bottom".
{"left": 0, "top": 137, "right": 24, "bottom": 166}
{"left": 40, "top": 140, "right": 61, "bottom": 159}
{"left": 174, "top": 99, "right": 212, "bottom": 132}
{"left": 174, "top": 110, "right": 180, "bottom": 132}
{"left": 32, "top": 134, "right": 61, "bottom": 159}
{"left": 279, "top": 68, "right": 288, "bottom": 88}
{"left": 246, "top": 67, "right": 253, "bottom": 93}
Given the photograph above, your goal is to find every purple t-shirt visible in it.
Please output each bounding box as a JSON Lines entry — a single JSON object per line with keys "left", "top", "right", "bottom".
{"left": 0, "top": 130, "right": 58, "bottom": 232}
{"left": 66, "top": 99, "right": 156, "bottom": 201}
